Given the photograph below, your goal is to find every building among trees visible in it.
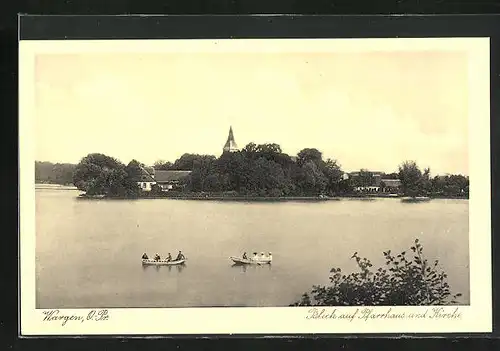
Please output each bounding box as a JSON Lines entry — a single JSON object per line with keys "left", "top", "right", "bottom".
{"left": 154, "top": 170, "right": 192, "bottom": 191}
{"left": 131, "top": 165, "right": 156, "bottom": 191}
{"left": 222, "top": 126, "right": 239, "bottom": 153}
{"left": 348, "top": 170, "right": 402, "bottom": 193}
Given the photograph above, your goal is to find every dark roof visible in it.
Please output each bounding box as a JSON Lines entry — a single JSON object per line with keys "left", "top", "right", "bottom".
{"left": 144, "top": 166, "right": 155, "bottom": 175}
{"left": 132, "top": 166, "right": 156, "bottom": 182}
{"left": 154, "top": 170, "right": 192, "bottom": 182}
{"left": 381, "top": 179, "right": 401, "bottom": 187}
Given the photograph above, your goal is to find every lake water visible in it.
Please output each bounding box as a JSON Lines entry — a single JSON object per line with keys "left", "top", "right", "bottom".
{"left": 35, "top": 188, "right": 470, "bottom": 308}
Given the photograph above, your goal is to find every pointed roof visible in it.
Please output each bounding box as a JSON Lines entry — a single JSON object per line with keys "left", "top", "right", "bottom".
{"left": 223, "top": 126, "right": 239, "bottom": 152}
{"left": 130, "top": 165, "right": 156, "bottom": 183}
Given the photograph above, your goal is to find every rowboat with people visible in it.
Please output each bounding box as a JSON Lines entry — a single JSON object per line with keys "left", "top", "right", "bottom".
{"left": 141, "top": 251, "right": 187, "bottom": 266}
{"left": 230, "top": 252, "right": 272, "bottom": 265}
{"left": 141, "top": 258, "right": 186, "bottom": 266}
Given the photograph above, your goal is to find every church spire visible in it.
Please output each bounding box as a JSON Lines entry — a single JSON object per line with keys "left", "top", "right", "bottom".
{"left": 223, "top": 126, "right": 239, "bottom": 153}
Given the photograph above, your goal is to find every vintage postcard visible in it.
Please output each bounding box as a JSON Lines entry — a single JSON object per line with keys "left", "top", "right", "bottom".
{"left": 19, "top": 37, "right": 491, "bottom": 335}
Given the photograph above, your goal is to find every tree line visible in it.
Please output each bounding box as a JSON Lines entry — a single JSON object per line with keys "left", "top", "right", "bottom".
{"left": 44, "top": 141, "right": 468, "bottom": 198}
{"left": 153, "top": 144, "right": 468, "bottom": 198}
{"left": 397, "top": 161, "right": 469, "bottom": 198}
{"left": 154, "top": 143, "right": 347, "bottom": 197}
{"left": 35, "top": 161, "right": 76, "bottom": 185}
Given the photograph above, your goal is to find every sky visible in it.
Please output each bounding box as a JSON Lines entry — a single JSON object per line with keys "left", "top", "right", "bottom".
{"left": 34, "top": 49, "right": 469, "bottom": 175}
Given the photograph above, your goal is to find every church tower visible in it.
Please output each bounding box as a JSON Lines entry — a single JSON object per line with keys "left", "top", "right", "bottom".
{"left": 223, "top": 126, "right": 239, "bottom": 153}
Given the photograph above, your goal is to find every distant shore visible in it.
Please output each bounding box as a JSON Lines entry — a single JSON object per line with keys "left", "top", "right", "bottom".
{"left": 76, "top": 192, "right": 468, "bottom": 201}
{"left": 35, "top": 183, "right": 79, "bottom": 190}
{"left": 34, "top": 183, "right": 468, "bottom": 201}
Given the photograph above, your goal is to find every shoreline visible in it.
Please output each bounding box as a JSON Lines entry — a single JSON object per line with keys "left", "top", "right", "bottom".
{"left": 35, "top": 183, "right": 78, "bottom": 190}
{"left": 76, "top": 193, "right": 469, "bottom": 201}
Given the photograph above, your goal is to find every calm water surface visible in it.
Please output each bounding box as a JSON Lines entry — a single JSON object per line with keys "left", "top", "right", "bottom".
{"left": 35, "top": 189, "right": 470, "bottom": 307}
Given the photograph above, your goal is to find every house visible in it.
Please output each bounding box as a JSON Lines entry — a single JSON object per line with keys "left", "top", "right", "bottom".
{"left": 380, "top": 179, "right": 401, "bottom": 193}
{"left": 134, "top": 166, "right": 156, "bottom": 192}
{"left": 347, "top": 171, "right": 401, "bottom": 193}
{"left": 154, "top": 170, "right": 192, "bottom": 191}
{"left": 348, "top": 171, "right": 385, "bottom": 187}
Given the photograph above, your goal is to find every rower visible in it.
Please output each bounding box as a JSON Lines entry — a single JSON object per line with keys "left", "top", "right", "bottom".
{"left": 242, "top": 252, "right": 248, "bottom": 260}
{"left": 142, "top": 253, "right": 148, "bottom": 260}
{"left": 154, "top": 253, "right": 161, "bottom": 261}
{"left": 260, "top": 252, "right": 265, "bottom": 260}
{"left": 166, "top": 253, "right": 172, "bottom": 262}
{"left": 175, "top": 251, "right": 185, "bottom": 261}
{"left": 252, "top": 252, "right": 258, "bottom": 261}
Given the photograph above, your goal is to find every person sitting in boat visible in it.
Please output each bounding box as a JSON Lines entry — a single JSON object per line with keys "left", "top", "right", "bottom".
{"left": 268, "top": 252, "right": 272, "bottom": 262}
{"left": 242, "top": 252, "right": 248, "bottom": 260}
{"left": 142, "top": 253, "right": 149, "bottom": 260}
{"left": 175, "top": 251, "right": 185, "bottom": 261}
{"left": 260, "top": 252, "right": 266, "bottom": 260}
{"left": 154, "top": 253, "right": 161, "bottom": 261}
{"left": 166, "top": 253, "right": 172, "bottom": 262}
{"left": 252, "top": 252, "right": 258, "bottom": 261}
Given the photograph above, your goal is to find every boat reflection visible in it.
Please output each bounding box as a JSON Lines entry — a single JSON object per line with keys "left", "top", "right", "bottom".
{"left": 231, "top": 263, "right": 272, "bottom": 272}
{"left": 142, "top": 263, "right": 186, "bottom": 273}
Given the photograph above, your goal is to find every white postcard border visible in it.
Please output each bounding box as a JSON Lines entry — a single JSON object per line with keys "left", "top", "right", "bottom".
{"left": 19, "top": 37, "right": 491, "bottom": 335}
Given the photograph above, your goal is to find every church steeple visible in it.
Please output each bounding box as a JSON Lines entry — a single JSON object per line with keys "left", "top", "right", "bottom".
{"left": 223, "top": 126, "right": 239, "bottom": 153}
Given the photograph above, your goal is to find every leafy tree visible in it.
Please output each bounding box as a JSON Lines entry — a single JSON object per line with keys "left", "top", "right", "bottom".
{"left": 291, "top": 239, "right": 461, "bottom": 306}
{"left": 256, "top": 143, "right": 282, "bottom": 155}
{"left": 355, "top": 169, "right": 375, "bottom": 187}
{"left": 125, "top": 160, "right": 143, "bottom": 180}
{"left": 216, "top": 151, "right": 248, "bottom": 192}
{"left": 322, "top": 159, "right": 343, "bottom": 195}
{"left": 248, "top": 157, "right": 289, "bottom": 196}
{"left": 173, "top": 153, "right": 216, "bottom": 171}
{"left": 398, "top": 161, "right": 424, "bottom": 197}
{"left": 421, "top": 167, "right": 432, "bottom": 195}
{"left": 186, "top": 155, "right": 217, "bottom": 191}
{"left": 430, "top": 174, "right": 469, "bottom": 198}
{"left": 299, "top": 161, "right": 327, "bottom": 195}
{"left": 338, "top": 177, "right": 354, "bottom": 194}
{"left": 241, "top": 142, "right": 258, "bottom": 157}
{"left": 73, "top": 153, "right": 123, "bottom": 192}
{"left": 73, "top": 153, "right": 140, "bottom": 197}
{"left": 153, "top": 160, "right": 174, "bottom": 170}
{"left": 202, "top": 173, "right": 223, "bottom": 192}
{"left": 297, "top": 148, "right": 323, "bottom": 167}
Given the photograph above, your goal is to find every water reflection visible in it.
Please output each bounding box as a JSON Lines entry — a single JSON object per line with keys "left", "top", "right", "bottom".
{"left": 231, "top": 263, "right": 272, "bottom": 273}
{"left": 141, "top": 263, "right": 186, "bottom": 273}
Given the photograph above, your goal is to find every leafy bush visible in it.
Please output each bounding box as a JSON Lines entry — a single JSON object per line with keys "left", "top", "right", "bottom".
{"left": 291, "top": 239, "right": 462, "bottom": 306}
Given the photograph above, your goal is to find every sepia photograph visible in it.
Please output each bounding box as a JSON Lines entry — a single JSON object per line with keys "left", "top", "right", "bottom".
{"left": 19, "top": 37, "right": 491, "bottom": 335}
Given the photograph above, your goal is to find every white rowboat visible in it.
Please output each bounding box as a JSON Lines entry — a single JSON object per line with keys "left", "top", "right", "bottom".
{"left": 230, "top": 256, "right": 271, "bottom": 265}
{"left": 141, "top": 259, "right": 186, "bottom": 266}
